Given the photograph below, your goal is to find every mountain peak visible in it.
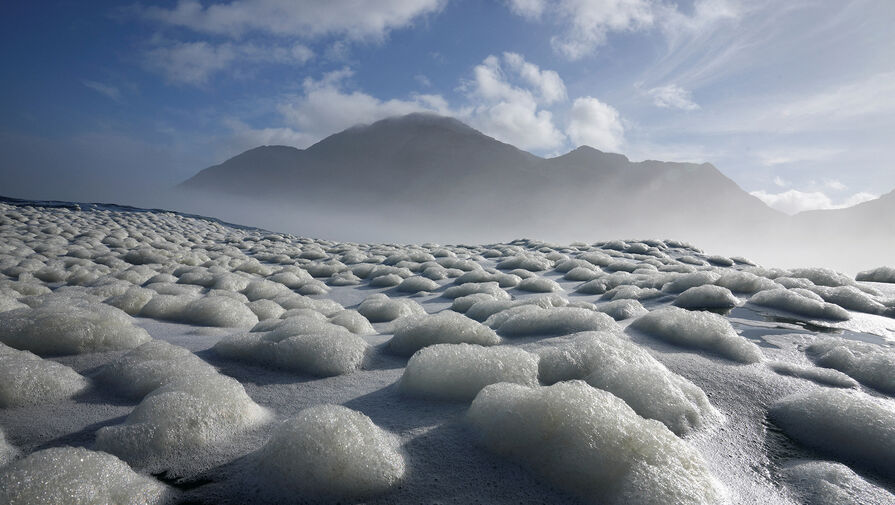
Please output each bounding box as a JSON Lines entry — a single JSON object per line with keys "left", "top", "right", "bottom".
{"left": 350, "top": 112, "right": 480, "bottom": 136}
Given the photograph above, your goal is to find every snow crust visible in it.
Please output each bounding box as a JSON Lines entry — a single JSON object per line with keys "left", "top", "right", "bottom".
{"left": 467, "top": 381, "right": 728, "bottom": 504}
{"left": 400, "top": 343, "right": 539, "bottom": 401}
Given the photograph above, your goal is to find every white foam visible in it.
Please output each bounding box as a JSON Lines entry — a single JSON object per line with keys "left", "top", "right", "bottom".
{"left": 104, "top": 286, "right": 154, "bottom": 315}
{"left": 538, "top": 332, "right": 717, "bottom": 435}
{"left": 388, "top": 311, "right": 500, "bottom": 356}
{"left": 516, "top": 276, "right": 562, "bottom": 293}
{"left": 0, "top": 446, "right": 171, "bottom": 504}
{"left": 714, "top": 271, "right": 778, "bottom": 294}
{"left": 749, "top": 288, "right": 850, "bottom": 321}
{"left": 451, "top": 293, "right": 497, "bottom": 313}
{"left": 856, "top": 266, "right": 895, "bottom": 283}
{"left": 95, "top": 340, "right": 218, "bottom": 400}
{"left": 357, "top": 293, "right": 425, "bottom": 323}
{"left": 0, "top": 342, "right": 89, "bottom": 407}
{"left": 467, "top": 381, "right": 728, "bottom": 505}
{"left": 767, "top": 361, "right": 858, "bottom": 389}
{"left": 0, "top": 426, "right": 17, "bottom": 467}
{"left": 805, "top": 338, "right": 895, "bottom": 393}
{"left": 396, "top": 275, "right": 440, "bottom": 293}
{"left": 630, "top": 307, "right": 763, "bottom": 363}
{"left": 781, "top": 460, "right": 895, "bottom": 505}
{"left": 0, "top": 298, "right": 150, "bottom": 355}
{"left": 328, "top": 309, "right": 376, "bottom": 335}
{"left": 595, "top": 299, "right": 648, "bottom": 320}
{"left": 488, "top": 306, "right": 618, "bottom": 338}
{"left": 246, "top": 299, "right": 285, "bottom": 320}
{"left": 769, "top": 389, "right": 895, "bottom": 480}
{"left": 253, "top": 405, "right": 404, "bottom": 500}
{"left": 663, "top": 272, "right": 721, "bottom": 293}
{"left": 180, "top": 296, "right": 259, "bottom": 327}
{"left": 442, "top": 282, "right": 510, "bottom": 300}
{"left": 673, "top": 285, "right": 739, "bottom": 310}
{"left": 400, "top": 343, "right": 539, "bottom": 401}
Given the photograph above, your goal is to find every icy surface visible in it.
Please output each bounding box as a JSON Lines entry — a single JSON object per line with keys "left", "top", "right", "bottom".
{"left": 467, "top": 381, "right": 728, "bottom": 504}
{"left": 252, "top": 405, "right": 405, "bottom": 500}
{"left": 0, "top": 446, "right": 171, "bottom": 505}
{"left": 630, "top": 307, "right": 763, "bottom": 363}
{"left": 0, "top": 342, "right": 89, "bottom": 407}
{"left": 400, "top": 343, "right": 539, "bottom": 401}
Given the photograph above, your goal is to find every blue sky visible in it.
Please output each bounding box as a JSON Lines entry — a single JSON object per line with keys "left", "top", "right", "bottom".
{"left": 1, "top": 0, "right": 893, "bottom": 214}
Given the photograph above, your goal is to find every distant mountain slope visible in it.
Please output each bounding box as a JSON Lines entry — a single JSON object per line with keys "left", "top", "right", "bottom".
{"left": 180, "top": 113, "right": 782, "bottom": 241}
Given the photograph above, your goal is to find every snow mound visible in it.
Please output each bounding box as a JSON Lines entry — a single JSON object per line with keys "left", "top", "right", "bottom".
{"left": 805, "top": 338, "right": 895, "bottom": 393}
{"left": 399, "top": 343, "right": 539, "bottom": 401}
{"left": 95, "top": 340, "right": 217, "bottom": 399}
{"left": 96, "top": 374, "right": 270, "bottom": 471}
{"left": 180, "top": 296, "right": 259, "bottom": 327}
{"left": 856, "top": 266, "right": 895, "bottom": 283}
{"left": 0, "top": 343, "right": 89, "bottom": 407}
{"left": 467, "top": 381, "right": 727, "bottom": 505}
{"left": 749, "top": 288, "right": 850, "bottom": 320}
{"left": 253, "top": 405, "right": 404, "bottom": 500}
{"left": 488, "top": 306, "right": 618, "bottom": 338}
{"left": 0, "top": 298, "right": 150, "bottom": 355}
{"left": 781, "top": 460, "right": 895, "bottom": 505}
{"left": 0, "top": 446, "right": 171, "bottom": 505}
{"left": 769, "top": 389, "right": 895, "bottom": 480}
{"left": 538, "top": 332, "right": 716, "bottom": 435}
{"left": 767, "top": 361, "right": 858, "bottom": 389}
{"left": 673, "top": 285, "right": 739, "bottom": 310}
{"left": 388, "top": 311, "right": 499, "bottom": 356}
{"left": 357, "top": 293, "right": 425, "bottom": 323}
{"left": 630, "top": 307, "right": 763, "bottom": 363}
{"left": 214, "top": 324, "right": 368, "bottom": 376}
{"left": 595, "top": 299, "right": 648, "bottom": 320}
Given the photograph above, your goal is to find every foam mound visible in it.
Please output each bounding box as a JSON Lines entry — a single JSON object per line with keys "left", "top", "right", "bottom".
{"left": 96, "top": 374, "right": 271, "bottom": 471}
{"left": 214, "top": 324, "right": 368, "bottom": 376}
{"left": 748, "top": 288, "right": 850, "bottom": 321}
{"left": 387, "top": 311, "right": 499, "bottom": 356}
{"left": 0, "top": 446, "right": 171, "bottom": 505}
{"left": 0, "top": 298, "right": 150, "bottom": 355}
{"left": 673, "top": 285, "right": 739, "bottom": 310}
{"left": 781, "top": 460, "right": 895, "bottom": 505}
{"left": 516, "top": 276, "right": 562, "bottom": 293}
{"left": 396, "top": 276, "right": 440, "bottom": 293}
{"left": 663, "top": 272, "right": 720, "bottom": 293}
{"left": 95, "top": 340, "right": 218, "bottom": 399}
{"left": 630, "top": 307, "right": 763, "bottom": 363}
{"left": 180, "top": 296, "right": 259, "bottom": 327}
{"left": 595, "top": 299, "right": 648, "bottom": 320}
{"left": 714, "top": 271, "right": 777, "bottom": 294}
{"left": 0, "top": 343, "right": 89, "bottom": 407}
{"left": 399, "top": 343, "right": 539, "bottom": 401}
{"left": 328, "top": 309, "right": 376, "bottom": 335}
{"left": 488, "top": 306, "right": 618, "bottom": 338}
{"left": 769, "top": 389, "right": 895, "bottom": 480}
{"left": 767, "top": 361, "right": 858, "bottom": 389}
{"left": 0, "top": 426, "right": 19, "bottom": 467}
{"left": 357, "top": 293, "right": 425, "bottom": 323}
{"left": 253, "top": 405, "right": 404, "bottom": 500}
{"left": 805, "top": 338, "right": 895, "bottom": 393}
{"left": 538, "top": 332, "right": 717, "bottom": 435}
{"left": 467, "top": 381, "right": 728, "bottom": 505}
{"left": 856, "top": 266, "right": 895, "bottom": 283}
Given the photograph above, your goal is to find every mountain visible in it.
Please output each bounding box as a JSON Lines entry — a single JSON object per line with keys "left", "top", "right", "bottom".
{"left": 180, "top": 113, "right": 781, "bottom": 243}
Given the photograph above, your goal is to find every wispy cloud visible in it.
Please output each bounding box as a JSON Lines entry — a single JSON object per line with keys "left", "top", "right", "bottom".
{"left": 647, "top": 84, "right": 699, "bottom": 110}
{"left": 750, "top": 188, "right": 877, "bottom": 215}
{"left": 81, "top": 79, "right": 122, "bottom": 102}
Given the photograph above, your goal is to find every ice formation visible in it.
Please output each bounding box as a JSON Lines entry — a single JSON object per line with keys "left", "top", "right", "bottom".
{"left": 630, "top": 307, "right": 763, "bottom": 363}
{"left": 0, "top": 446, "right": 171, "bottom": 504}
{"left": 805, "top": 338, "right": 895, "bottom": 393}
{"left": 0, "top": 342, "right": 89, "bottom": 407}
{"left": 387, "top": 311, "right": 500, "bottom": 356}
{"left": 467, "top": 381, "right": 728, "bottom": 504}
{"left": 749, "top": 288, "right": 850, "bottom": 320}
{"left": 538, "top": 332, "right": 717, "bottom": 435}
{"left": 0, "top": 298, "right": 150, "bottom": 354}
{"left": 769, "top": 389, "right": 895, "bottom": 480}
{"left": 399, "top": 343, "right": 539, "bottom": 401}
{"left": 253, "top": 405, "right": 405, "bottom": 499}
{"left": 673, "top": 285, "right": 739, "bottom": 310}
{"left": 96, "top": 374, "right": 271, "bottom": 471}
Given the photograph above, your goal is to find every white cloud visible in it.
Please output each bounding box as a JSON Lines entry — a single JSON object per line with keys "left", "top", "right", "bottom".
{"left": 462, "top": 54, "right": 567, "bottom": 151}
{"left": 756, "top": 147, "right": 842, "bottom": 167}
{"left": 223, "top": 118, "right": 315, "bottom": 151}
{"left": 145, "top": 40, "right": 312, "bottom": 85}
{"left": 566, "top": 96, "right": 625, "bottom": 152}
{"left": 505, "top": 0, "right": 546, "bottom": 19}
{"left": 142, "top": 0, "right": 445, "bottom": 40}
{"left": 414, "top": 74, "right": 432, "bottom": 88}
{"left": 82, "top": 80, "right": 122, "bottom": 102}
{"left": 751, "top": 189, "right": 878, "bottom": 215}
{"left": 647, "top": 84, "right": 699, "bottom": 110}
{"left": 824, "top": 179, "right": 847, "bottom": 191}
{"left": 277, "top": 69, "right": 450, "bottom": 147}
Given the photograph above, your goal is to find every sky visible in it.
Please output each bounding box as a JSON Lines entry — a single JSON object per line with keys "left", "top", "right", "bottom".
{"left": 1, "top": 0, "right": 893, "bottom": 214}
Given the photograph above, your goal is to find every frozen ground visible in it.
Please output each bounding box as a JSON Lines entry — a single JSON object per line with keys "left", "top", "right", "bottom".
{"left": 0, "top": 199, "right": 894, "bottom": 505}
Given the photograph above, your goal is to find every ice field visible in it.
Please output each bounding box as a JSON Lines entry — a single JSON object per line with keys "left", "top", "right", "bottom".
{"left": 1, "top": 199, "right": 894, "bottom": 505}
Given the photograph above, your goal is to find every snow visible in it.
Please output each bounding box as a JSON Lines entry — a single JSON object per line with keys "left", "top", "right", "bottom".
{"left": 399, "top": 343, "right": 539, "bottom": 401}
{"left": 0, "top": 342, "right": 89, "bottom": 407}
{"left": 749, "top": 288, "right": 851, "bottom": 320}
{"left": 252, "top": 405, "right": 404, "bottom": 500}
{"left": 0, "top": 446, "right": 171, "bottom": 504}
{"left": 537, "top": 332, "right": 717, "bottom": 435}
{"left": 0, "top": 298, "right": 150, "bottom": 355}
{"left": 805, "top": 338, "right": 895, "bottom": 393}
{"left": 466, "top": 381, "right": 728, "bottom": 504}
{"left": 630, "top": 307, "right": 763, "bottom": 363}
{"left": 769, "top": 389, "right": 895, "bottom": 480}
{"left": 387, "top": 311, "right": 500, "bottom": 356}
